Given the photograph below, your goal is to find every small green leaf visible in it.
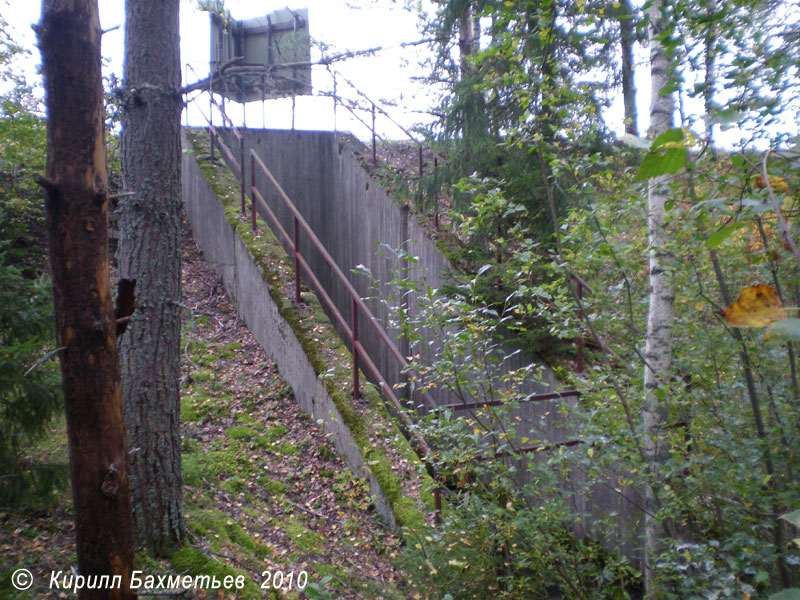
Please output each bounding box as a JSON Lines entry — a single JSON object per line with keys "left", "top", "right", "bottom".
{"left": 710, "top": 108, "right": 746, "bottom": 127}
{"left": 652, "top": 128, "right": 684, "bottom": 149}
{"left": 706, "top": 223, "right": 742, "bottom": 249}
{"left": 780, "top": 509, "right": 800, "bottom": 528}
{"left": 634, "top": 147, "right": 688, "bottom": 181}
{"left": 620, "top": 133, "right": 651, "bottom": 150}
{"left": 658, "top": 80, "right": 680, "bottom": 96}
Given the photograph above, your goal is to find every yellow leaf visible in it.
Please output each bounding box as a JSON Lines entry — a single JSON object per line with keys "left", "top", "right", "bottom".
{"left": 721, "top": 284, "right": 787, "bottom": 327}
{"left": 754, "top": 174, "right": 789, "bottom": 193}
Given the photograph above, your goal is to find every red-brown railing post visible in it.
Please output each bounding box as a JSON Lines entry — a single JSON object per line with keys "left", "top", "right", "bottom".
{"left": 371, "top": 103, "right": 377, "bottom": 165}
{"left": 209, "top": 92, "right": 215, "bottom": 162}
{"left": 293, "top": 217, "right": 301, "bottom": 305}
{"left": 352, "top": 296, "right": 359, "bottom": 402}
{"left": 240, "top": 135, "right": 246, "bottom": 214}
{"left": 209, "top": 126, "right": 215, "bottom": 162}
{"left": 576, "top": 278, "right": 584, "bottom": 373}
{"left": 250, "top": 153, "right": 257, "bottom": 233}
{"left": 433, "top": 156, "right": 439, "bottom": 230}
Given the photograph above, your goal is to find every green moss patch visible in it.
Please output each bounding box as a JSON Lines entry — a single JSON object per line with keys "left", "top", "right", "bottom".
{"left": 282, "top": 518, "right": 324, "bottom": 553}
{"left": 171, "top": 546, "right": 265, "bottom": 598}
{"left": 185, "top": 128, "right": 432, "bottom": 531}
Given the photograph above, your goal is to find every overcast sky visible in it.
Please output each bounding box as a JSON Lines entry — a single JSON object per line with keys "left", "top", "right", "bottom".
{"left": 4, "top": 0, "right": 443, "bottom": 140}
{"left": 7, "top": 0, "right": 797, "bottom": 149}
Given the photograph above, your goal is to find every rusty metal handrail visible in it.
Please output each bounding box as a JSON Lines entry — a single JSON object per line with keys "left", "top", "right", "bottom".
{"left": 197, "top": 98, "right": 443, "bottom": 522}
{"left": 248, "top": 148, "right": 438, "bottom": 413}
{"left": 250, "top": 143, "right": 443, "bottom": 521}
{"left": 193, "top": 91, "right": 589, "bottom": 525}
{"left": 439, "top": 389, "right": 581, "bottom": 412}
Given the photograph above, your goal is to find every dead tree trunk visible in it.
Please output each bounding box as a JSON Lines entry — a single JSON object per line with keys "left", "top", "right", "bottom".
{"left": 118, "top": 0, "right": 184, "bottom": 554}
{"left": 36, "top": 1, "right": 137, "bottom": 597}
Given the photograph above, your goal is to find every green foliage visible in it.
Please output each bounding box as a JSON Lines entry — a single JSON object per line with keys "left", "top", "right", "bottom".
{"left": 0, "top": 101, "right": 47, "bottom": 270}
{"left": 634, "top": 128, "right": 689, "bottom": 181}
{"left": 400, "top": 492, "right": 640, "bottom": 600}
{"left": 303, "top": 574, "right": 334, "bottom": 600}
{"left": 556, "top": 138, "right": 800, "bottom": 595}
{"left": 374, "top": 128, "right": 800, "bottom": 596}
{"left": 363, "top": 253, "right": 640, "bottom": 598}
{"left": 0, "top": 24, "right": 63, "bottom": 508}
{"left": 432, "top": 176, "right": 579, "bottom": 359}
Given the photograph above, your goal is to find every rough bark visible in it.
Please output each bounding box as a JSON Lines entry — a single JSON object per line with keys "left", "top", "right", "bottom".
{"left": 118, "top": 0, "right": 184, "bottom": 554}
{"left": 36, "top": 1, "right": 137, "bottom": 597}
{"left": 642, "top": 0, "right": 676, "bottom": 595}
{"left": 458, "top": 2, "right": 480, "bottom": 149}
{"left": 618, "top": 0, "right": 638, "bottom": 135}
{"left": 458, "top": 3, "right": 478, "bottom": 78}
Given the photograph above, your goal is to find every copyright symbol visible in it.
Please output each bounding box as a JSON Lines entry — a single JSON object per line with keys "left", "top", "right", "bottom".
{"left": 11, "top": 568, "right": 33, "bottom": 591}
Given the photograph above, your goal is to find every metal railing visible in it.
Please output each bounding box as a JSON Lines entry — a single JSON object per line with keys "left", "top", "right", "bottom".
{"left": 195, "top": 94, "right": 444, "bottom": 523}
{"left": 189, "top": 88, "right": 590, "bottom": 525}
{"left": 323, "top": 70, "right": 444, "bottom": 228}
{"left": 571, "top": 274, "right": 593, "bottom": 374}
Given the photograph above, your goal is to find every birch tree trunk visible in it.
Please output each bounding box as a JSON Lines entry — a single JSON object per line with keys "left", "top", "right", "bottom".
{"left": 458, "top": 2, "right": 478, "bottom": 77}
{"left": 642, "top": 0, "right": 676, "bottom": 595}
{"left": 618, "top": 0, "right": 638, "bottom": 136}
{"left": 458, "top": 2, "right": 480, "bottom": 152}
{"left": 118, "top": 0, "right": 184, "bottom": 555}
{"left": 37, "top": 0, "right": 137, "bottom": 596}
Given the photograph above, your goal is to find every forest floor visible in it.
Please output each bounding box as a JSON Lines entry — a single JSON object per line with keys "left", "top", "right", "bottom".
{"left": 0, "top": 218, "right": 409, "bottom": 599}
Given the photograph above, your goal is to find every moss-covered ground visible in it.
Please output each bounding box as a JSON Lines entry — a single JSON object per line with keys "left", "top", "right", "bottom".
{"left": 184, "top": 129, "right": 434, "bottom": 533}
{"left": 0, "top": 217, "right": 412, "bottom": 600}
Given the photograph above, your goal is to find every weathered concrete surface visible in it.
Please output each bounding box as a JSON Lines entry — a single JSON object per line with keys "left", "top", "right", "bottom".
{"left": 182, "top": 139, "right": 416, "bottom": 529}
{"left": 207, "top": 127, "right": 644, "bottom": 562}
{"left": 222, "top": 129, "right": 561, "bottom": 398}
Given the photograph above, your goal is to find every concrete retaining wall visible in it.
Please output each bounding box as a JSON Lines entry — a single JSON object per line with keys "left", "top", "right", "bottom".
{"left": 221, "top": 129, "right": 561, "bottom": 400}
{"left": 182, "top": 138, "right": 426, "bottom": 530}
{"left": 202, "top": 127, "right": 644, "bottom": 562}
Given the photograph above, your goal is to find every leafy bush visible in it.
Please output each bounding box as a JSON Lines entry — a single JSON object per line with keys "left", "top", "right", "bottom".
{"left": 0, "top": 211, "right": 64, "bottom": 507}
{"left": 360, "top": 255, "right": 642, "bottom": 598}
{"left": 0, "top": 62, "right": 64, "bottom": 507}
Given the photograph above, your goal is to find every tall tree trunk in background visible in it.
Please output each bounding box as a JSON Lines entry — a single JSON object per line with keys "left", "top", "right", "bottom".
{"left": 702, "top": 0, "right": 718, "bottom": 153}
{"left": 642, "top": 0, "right": 676, "bottom": 595}
{"left": 119, "top": 0, "right": 184, "bottom": 555}
{"left": 37, "top": 0, "right": 137, "bottom": 596}
{"left": 618, "top": 0, "right": 638, "bottom": 135}
{"left": 458, "top": 2, "right": 480, "bottom": 154}
{"left": 458, "top": 2, "right": 478, "bottom": 79}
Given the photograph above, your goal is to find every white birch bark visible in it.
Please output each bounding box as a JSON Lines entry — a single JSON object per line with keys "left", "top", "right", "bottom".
{"left": 642, "top": 0, "right": 676, "bottom": 595}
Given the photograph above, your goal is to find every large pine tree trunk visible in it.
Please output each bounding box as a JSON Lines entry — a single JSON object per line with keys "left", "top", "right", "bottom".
{"left": 118, "top": 0, "right": 184, "bottom": 554}
{"left": 37, "top": 1, "right": 137, "bottom": 597}
{"left": 642, "top": 0, "right": 676, "bottom": 595}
